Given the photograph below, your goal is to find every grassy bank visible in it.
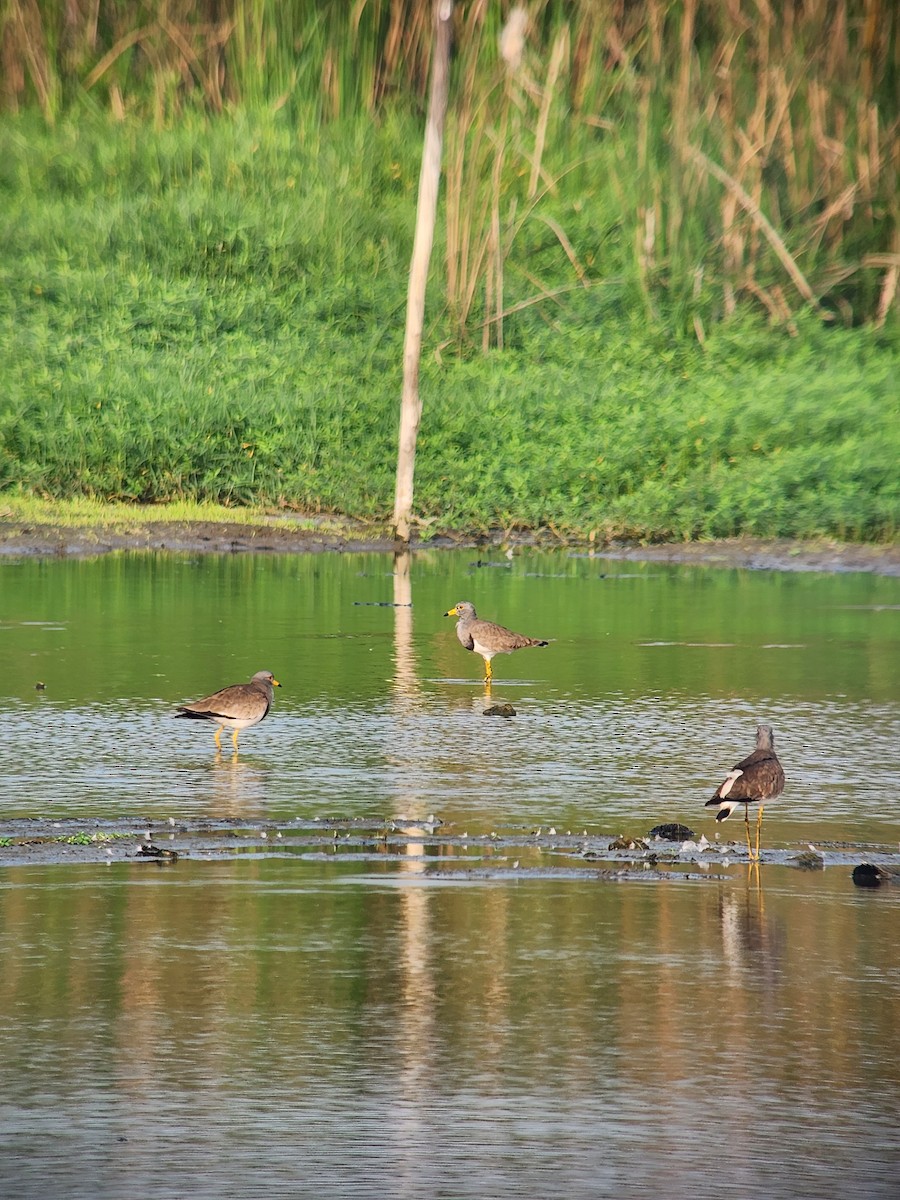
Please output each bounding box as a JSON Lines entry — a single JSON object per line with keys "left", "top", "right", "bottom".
{"left": 0, "top": 114, "right": 897, "bottom": 543}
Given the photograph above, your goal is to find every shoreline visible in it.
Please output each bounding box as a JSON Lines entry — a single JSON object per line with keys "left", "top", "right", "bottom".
{"left": 1, "top": 515, "right": 899, "bottom": 575}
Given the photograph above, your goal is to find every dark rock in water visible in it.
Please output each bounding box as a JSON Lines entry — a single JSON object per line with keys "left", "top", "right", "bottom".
{"left": 483, "top": 703, "right": 516, "bottom": 718}
{"left": 790, "top": 850, "right": 824, "bottom": 870}
{"left": 35, "top": 681, "right": 46, "bottom": 691}
{"left": 648, "top": 823, "right": 695, "bottom": 841}
{"left": 852, "top": 863, "right": 890, "bottom": 888}
{"left": 608, "top": 836, "right": 649, "bottom": 851}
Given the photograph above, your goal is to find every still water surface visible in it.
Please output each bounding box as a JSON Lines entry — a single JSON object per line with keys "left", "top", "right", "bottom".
{"left": 0, "top": 548, "right": 898, "bottom": 1197}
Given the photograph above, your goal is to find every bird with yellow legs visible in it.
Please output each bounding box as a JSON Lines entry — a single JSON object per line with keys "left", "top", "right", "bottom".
{"left": 706, "top": 724, "right": 785, "bottom": 860}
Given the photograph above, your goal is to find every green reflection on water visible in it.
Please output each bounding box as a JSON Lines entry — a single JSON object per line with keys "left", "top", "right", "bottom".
{"left": 1, "top": 548, "right": 897, "bottom": 702}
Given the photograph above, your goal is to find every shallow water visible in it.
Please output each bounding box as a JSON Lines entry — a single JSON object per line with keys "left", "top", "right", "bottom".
{"left": 1, "top": 548, "right": 898, "bottom": 840}
{"left": 0, "top": 548, "right": 898, "bottom": 1197}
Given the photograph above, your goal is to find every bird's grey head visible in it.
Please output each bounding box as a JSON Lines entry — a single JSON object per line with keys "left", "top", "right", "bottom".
{"left": 252, "top": 670, "right": 281, "bottom": 688}
{"left": 445, "top": 601, "right": 476, "bottom": 619}
{"left": 756, "top": 724, "right": 775, "bottom": 748}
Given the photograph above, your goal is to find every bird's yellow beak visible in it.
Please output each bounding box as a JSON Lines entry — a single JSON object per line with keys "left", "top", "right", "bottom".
{"left": 444, "top": 606, "right": 458, "bottom": 617}
{"left": 272, "top": 678, "right": 282, "bottom": 688}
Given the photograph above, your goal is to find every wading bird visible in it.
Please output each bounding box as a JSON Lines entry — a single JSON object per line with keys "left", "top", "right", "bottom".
{"left": 175, "top": 670, "right": 281, "bottom": 751}
{"left": 444, "top": 601, "right": 548, "bottom": 684}
{"left": 706, "top": 724, "right": 785, "bottom": 860}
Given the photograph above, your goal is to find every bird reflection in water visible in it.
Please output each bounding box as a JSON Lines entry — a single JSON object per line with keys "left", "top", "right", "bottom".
{"left": 207, "top": 753, "right": 269, "bottom": 817}
{"left": 719, "top": 864, "right": 785, "bottom": 991}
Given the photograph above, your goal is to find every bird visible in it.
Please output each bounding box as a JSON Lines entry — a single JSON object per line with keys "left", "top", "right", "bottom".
{"left": 175, "top": 670, "right": 281, "bottom": 751}
{"left": 443, "top": 601, "right": 548, "bottom": 683}
{"left": 705, "top": 724, "right": 785, "bottom": 860}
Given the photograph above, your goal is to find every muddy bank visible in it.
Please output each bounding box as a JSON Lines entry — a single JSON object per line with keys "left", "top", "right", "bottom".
{"left": 0, "top": 514, "right": 898, "bottom": 575}
{"left": 1, "top": 816, "right": 896, "bottom": 875}
{"left": 0, "top": 516, "right": 394, "bottom": 558}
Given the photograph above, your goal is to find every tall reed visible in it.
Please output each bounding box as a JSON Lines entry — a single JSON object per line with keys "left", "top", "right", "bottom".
{"left": 1, "top": 0, "right": 895, "bottom": 330}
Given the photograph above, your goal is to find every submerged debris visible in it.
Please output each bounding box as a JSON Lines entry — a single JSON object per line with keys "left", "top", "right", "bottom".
{"left": 390, "top": 815, "right": 444, "bottom": 836}
{"left": 649, "top": 823, "right": 696, "bottom": 841}
{"left": 483, "top": 703, "right": 517, "bottom": 718}
{"left": 352, "top": 601, "right": 412, "bottom": 607}
{"left": 608, "top": 836, "right": 649, "bottom": 851}
{"left": 790, "top": 849, "right": 825, "bottom": 870}
{"left": 135, "top": 842, "right": 179, "bottom": 861}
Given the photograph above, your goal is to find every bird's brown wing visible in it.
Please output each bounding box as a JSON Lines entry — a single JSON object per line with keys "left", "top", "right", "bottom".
{"left": 177, "top": 683, "right": 264, "bottom": 719}
{"left": 471, "top": 618, "right": 546, "bottom": 652}
{"left": 725, "top": 750, "right": 784, "bottom": 800}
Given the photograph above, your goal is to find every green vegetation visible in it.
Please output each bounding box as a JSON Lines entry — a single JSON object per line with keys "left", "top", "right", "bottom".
{"left": 0, "top": 2, "right": 897, "bottom": 542}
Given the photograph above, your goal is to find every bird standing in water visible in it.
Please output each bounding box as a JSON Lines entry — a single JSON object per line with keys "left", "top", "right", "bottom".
{"left": 444, "top": 601, "right": 548, "bottom": 684}
{"left": 175, "top": 670, "right": 281, "bottom": 751}
{"left": 706, "top": 724, "right": 785, "bottom": 860}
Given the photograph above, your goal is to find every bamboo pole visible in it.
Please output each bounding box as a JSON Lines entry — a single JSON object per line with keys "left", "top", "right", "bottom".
{"left": 393, "top": 0, "right": 453, "bottom": 545}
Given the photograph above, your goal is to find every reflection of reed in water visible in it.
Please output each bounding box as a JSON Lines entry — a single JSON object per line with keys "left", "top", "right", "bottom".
{"left": 719, "top": 866, "right": 784, "bottom": 992}
{"left": 392, "top": 883, "right": 436, "bottom": 1183}
{"left": 390, "top": 551, "right": 439, "bottom": 1168}
{"left": 390, "top": 548, "right": 434, "bottom": 841}
{"left": 392, "top": 549, "right": 421, "bottom": 707}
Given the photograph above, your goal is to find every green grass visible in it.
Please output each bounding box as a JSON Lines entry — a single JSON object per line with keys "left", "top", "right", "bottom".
{"left": 0, "top": 112, "right": 897, "bottom": 543}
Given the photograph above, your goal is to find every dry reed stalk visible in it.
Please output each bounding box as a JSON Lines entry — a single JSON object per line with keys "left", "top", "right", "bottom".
{"left": 715, "top": 71, "right": 742, "bottom": 315}
{"left": 646, "top": 0, "right": 662, "bottom": 66}
{"left": 477, "top": 279, "right": 587, "bottom": 341}
{"left": 873, "top": 258, "right": 898, "bottom": 328}
{"left": 379, "top": 0, "right": 434, "bottom": 105}
{"left": 825, "top": 0, "right": 848, "bottom": 77}
{"left": 860, "top": 0, "right": 881, "bottom": 100}
{"left": 741, "top": 278, "right": 798, "bottom": 334}
{"left": 666, "top": 0, "right": 696, "bottom": 269}
{"left": 83, "top": 25, "right": 149, "bottom": 91}
{"left": 568, "top": 2, "right": 605, "bottom": 113}
{"left": 806, "top": 183, "right": 859, "bottom": 255}
{"left": 672, "top": 0, "right": 696, "bottom": 154}
{"left": 487, "top": 124, "right": 506, "bottom": 351}
{"left": 321, "top": 47, "right": 338, "bottom": 120}
{"left": 109, "top": 81, "right": 125, "bottom": 120}
{"left": 443, "top": 0, "right": 489, "bottom": 335}
{"left": 7, "top": 0, "right": 55, "bottom": 120}
{"left": 687, "top": 143, "right": 823, "bottom": 312}
{"left": 867, "top": 101, "right": 881, "bottom": 195}
{"left": 158, "top": 15, "right": 221, "bottom": 111}
{"left": 529, "top": 25, "right": 567, "bottom": 199}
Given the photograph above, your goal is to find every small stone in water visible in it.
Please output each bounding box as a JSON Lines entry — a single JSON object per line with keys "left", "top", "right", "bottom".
{"left": 852, "top": 863, "right": 889, "bottom": 888}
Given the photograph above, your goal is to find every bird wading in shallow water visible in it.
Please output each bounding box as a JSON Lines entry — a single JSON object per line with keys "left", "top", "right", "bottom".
{"left": 443, "top": 601, "right": 548, "bottom": 684}
{"left": 175, "top": 670, "right": 281, "bottom": 751}
{"left": 706, "top": 724, "right": 785, "bottom": 860}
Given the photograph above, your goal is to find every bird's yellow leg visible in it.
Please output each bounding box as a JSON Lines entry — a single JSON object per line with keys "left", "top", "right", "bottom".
{"left": 214, "top": 726, "right": 223, "bottom": 751}
{"left": 754, "top": 806, "right": 764, "bottom": 860}
{"left": 744, "top": 806, "right": 756, "bottom": 860}
{"left": 232, "top": 729, "right": 240, "bottom": 751}
{"left": 483, "top": 658, "right": 493, "bottom": 682}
